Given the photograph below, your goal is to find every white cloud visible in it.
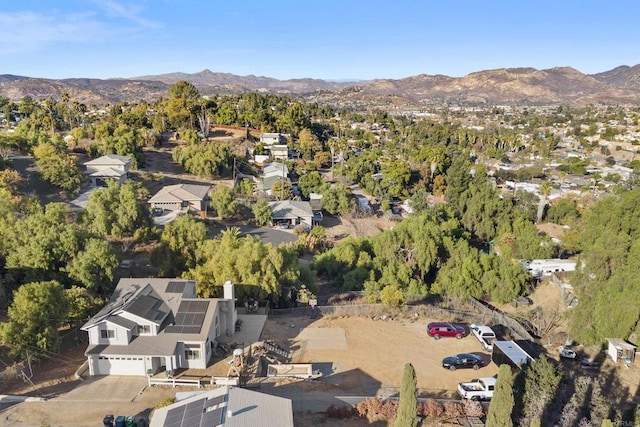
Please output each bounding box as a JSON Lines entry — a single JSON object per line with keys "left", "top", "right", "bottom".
{"left": 93, "top": 0, "right": 162, "bottom": 29}
{"left": 0, "top": 2, "right": 163, "bottom": 56}
{"left": 0, "top": 11, "right": 112, "bottom": 54}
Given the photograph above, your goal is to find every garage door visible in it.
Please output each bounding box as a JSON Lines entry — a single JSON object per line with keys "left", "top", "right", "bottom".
{"left": 96, "top": 356, "right": 146, "bottom": 376}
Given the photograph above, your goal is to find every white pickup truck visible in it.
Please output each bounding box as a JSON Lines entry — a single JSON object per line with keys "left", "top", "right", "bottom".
{"left": 470, "top": 324, "right": 497, "bottom": 352}
{"left": 457, "top": 377, "right": 496, "bottom": 401}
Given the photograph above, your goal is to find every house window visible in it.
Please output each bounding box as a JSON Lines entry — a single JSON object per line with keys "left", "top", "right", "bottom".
{"left": 138, "top": 325, "right": 151, "bottom": 334}
{"left": 185, "top": 344, "right": 201, "bottom": 360}
{"left": 101, "top": 329, "right": 115, "bottom": 339}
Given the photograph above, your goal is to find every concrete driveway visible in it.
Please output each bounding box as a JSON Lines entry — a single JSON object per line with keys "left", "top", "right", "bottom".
{"left": 56, "top": 376, "right": 147, "bottom": 402}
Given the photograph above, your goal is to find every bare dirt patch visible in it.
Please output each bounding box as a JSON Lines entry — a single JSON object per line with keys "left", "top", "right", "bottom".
{"left": 260, "top": 315, "right": 499, "bottom": 398}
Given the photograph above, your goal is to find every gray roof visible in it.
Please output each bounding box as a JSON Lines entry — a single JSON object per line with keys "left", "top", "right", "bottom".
{"left": 84, "top": 154, "right": 131, "bottom": 166}
{"left": 85, "top": 334, "right": 178, "bottom": 357}
{"left": 89, "top": 167, "right": 126, "bottom": 177}
{"left": 83, "top": 279, "right": 221, "bottom": 357}
{"left": 106, "top": 316, "right": 137, "bottom": 330}
{"left": 148, "top": 184, "right": 211, "bottom": 204}
{"left": 269, "top": 200, "right": 313, "bottom": 219}
{"left": 150, "top": 386, "right": 293, "bottom": 427}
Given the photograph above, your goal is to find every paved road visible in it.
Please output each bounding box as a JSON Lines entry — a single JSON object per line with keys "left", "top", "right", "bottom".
{"left": 209, "top": 223, "right": 298, "bottom": 247}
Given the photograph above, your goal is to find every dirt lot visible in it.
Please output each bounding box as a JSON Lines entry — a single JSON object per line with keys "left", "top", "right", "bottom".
{"left": 259, "top": 315, "right": 499, "bottom": 398}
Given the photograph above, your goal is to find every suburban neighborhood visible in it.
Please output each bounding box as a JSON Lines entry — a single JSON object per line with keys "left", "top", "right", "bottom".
{"left": 0, "top": 4, "right": 640, "bottom": 425}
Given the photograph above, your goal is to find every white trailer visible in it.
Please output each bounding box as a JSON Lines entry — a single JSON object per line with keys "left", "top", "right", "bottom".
{"left": 521, "top": 259, "right": 576, "bottom": 277}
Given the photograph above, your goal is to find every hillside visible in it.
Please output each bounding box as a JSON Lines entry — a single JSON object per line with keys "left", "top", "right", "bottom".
{"left": 2, "top": 64, "right": 640, "bottom": 106}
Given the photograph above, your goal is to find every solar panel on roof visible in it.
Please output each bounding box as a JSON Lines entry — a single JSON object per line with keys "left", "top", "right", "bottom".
{"left": 193, "top": 301, "right": 208, "bottom": 312}
{"left": 166, "top": 281, "right": 187, "bottom": 293}
{"left": 177, "top": 301, "right": 189, "bottom": 312}
{"left": 193, "top": 313, "right": 205, "bottom": 326}
{"left": 175, "top": 313, "right": 186, "bottom": 324}
{"left": 184, "top": 313, "right": 196, "bottom": 325}
{"left": 203, "top": 407, "right": 223, "bottom": 425}
{"left": 205, "top": 394, "right": 226, "bottom": 408}
{"left": 182, "top": 326, "right": 202, "bottom": 334}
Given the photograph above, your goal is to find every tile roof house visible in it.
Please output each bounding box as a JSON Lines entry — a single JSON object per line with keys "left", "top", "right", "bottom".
{"left": 84, "top": 154, "right": 131, "bottom": 187}
{"left": 148, "top": 184, "right": 211, "bottom": 214}
{"left": 150, "top": 386, "right": 293, "bottom": 427}
{"left": 81, "top": 279, "right": 237, "bottom": 376}
{"left": 269, "top": 200, "right": 314, "bottom": 229}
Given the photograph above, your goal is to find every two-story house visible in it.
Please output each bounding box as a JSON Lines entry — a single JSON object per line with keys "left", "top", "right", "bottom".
{"left": 84, "top": 154, "right": 131, "bottom": 187}
{"left": 81, "top": 278, "right": 237, "bottom": 376}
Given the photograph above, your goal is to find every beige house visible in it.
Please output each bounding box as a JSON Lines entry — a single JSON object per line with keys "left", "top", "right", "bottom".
{"left": 84, "top": 154, "right": 131, "bottom": 187}
{"left": 148, "top": 184, "right": 211, "bottom": 214}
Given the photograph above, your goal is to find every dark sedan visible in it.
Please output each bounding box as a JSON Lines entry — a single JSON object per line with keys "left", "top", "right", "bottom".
{"left": 442, "top": 353, "right": 486, "bottom": 371}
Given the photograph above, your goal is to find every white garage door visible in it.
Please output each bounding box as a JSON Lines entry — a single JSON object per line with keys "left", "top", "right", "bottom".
{"left": 96, "top": 356, "right": 146, "bottom": 376}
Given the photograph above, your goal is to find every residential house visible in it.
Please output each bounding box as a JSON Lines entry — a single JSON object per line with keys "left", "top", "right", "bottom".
{"left": 266, "top": 145, "right": 288, "bottom": 161}
{"left": 259, "top": 133, "right": 285, "bottom": 145}
{"left": 256, "top": 175, "right": 290, "bottom": 196}
{"left": 84, "top": 154, "right": 131, "bottom": 187}
{"left": 269, "top": 200, "right": 314, "bottom": 229}
{"left": 150, "top": 386, "right": 294, "bottom": 427}
{"left": 81, "top": 278, "right": 237, "bottom": 376}
{"left": 262, "top": 162, "right": 288, "bottom": 178}
{"left": 148, "top": 184, "right": 211, "bottom": 214}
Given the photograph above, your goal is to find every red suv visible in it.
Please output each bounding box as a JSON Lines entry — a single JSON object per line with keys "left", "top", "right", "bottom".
{"left": 427, "top": 322, "right": 466, "bottom": 339}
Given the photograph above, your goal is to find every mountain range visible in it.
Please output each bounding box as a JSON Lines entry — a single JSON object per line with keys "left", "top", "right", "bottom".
{"left": 2, "top": 65, "right": 640, "bottom": 106}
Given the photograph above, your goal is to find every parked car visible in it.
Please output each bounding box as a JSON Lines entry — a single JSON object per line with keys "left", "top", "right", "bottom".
{"left": 427, "top": 322, "right": 466, "bottom": 339}
{"left": 559, "top": 345, "right": 577, "bottom": 359}
{"left": 458, "top": 377, "right": 496, "bottom": 401}
{"left": 442, "top": 353, "right": 486, "bottom": 371}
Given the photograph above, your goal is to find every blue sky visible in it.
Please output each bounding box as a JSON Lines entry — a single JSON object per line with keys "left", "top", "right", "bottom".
{"left": 1, "top": 1, "right": 638, "bottom": 80}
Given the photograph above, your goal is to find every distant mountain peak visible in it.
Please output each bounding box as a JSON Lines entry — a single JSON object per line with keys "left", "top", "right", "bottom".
{"left": 2, "top": 64, "right": 640, "bottom": 105}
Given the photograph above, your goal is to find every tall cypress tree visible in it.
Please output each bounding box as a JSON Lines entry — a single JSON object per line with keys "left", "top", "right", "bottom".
{"left": 486, "top": 364, "right": 515, "bottom": 427}
{"left": 395, "top": 363, "right": 418, "bottom": 427}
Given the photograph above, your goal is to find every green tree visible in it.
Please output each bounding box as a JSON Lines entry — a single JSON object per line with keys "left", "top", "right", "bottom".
{"left": 210, "top": 186, "right": 237, "bottom": 219}
{"left": 521, "top": 355, "right": 562, "bottom": 426}
{"left": 380, "top": 285, "right": 406, "bottom": 308}
{"left": 252, "top": 200, "right": 273, "bottom": 226}
{"left": 297, "top": 128, "right": 323, "bottom": 161}
{"left": 151, "top": 215, "right": 207, "bottom": 277}
{"left": 239, "top": 178, "right": 254, "bottom": 196}
{"left": 1, "top": 281, "right": 69, "bottom": 357}
{"left": 188, "top": 232, "right": 302, "bottom": 299}
{"left": 84, "top": 181, "right": 150, "bottom": 243}
{"left": 33, "top": 143, "right": 82, "bottom": 192}
{"left": 65, "top": 286, "right": 104, "bottom": 325}
{"left": 65, "top": 239, "right": 118, "bottom": 295}
{"left": 270, "top": 179, "right": 293, "bottom": 200}
{"left": 486, "top": 364, "right": 515, "bottom": 427}
{"left": 321, "top": 183, "right": 353, "bottom": 215}
{"left": 298, "top": 171, "right": 326, "bottom": 198}
{"left": 395, "top": 363, "right": 418, "bottom": 427}
{"left": 165, "top": 81, "right": 201, "bottom": 129}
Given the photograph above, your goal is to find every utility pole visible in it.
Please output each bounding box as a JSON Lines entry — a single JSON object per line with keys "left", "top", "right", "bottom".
{"left": 232, "top": 157, "right": 237, "bottom": 184}
{"left": 281, "top": 160, "right": 285, "bottom": 201}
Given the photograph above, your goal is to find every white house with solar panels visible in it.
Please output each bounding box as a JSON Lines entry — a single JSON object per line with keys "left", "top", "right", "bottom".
{"left": 150, "top": 386, "right": 294, "bottom": 427}
{"left": 81, "top": 278, "right": 237, "bottom": 376}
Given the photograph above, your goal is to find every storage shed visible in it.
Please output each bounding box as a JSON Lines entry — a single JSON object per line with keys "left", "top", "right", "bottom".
{"left": 606, "top": 338, "right": 637, "bottom": 364}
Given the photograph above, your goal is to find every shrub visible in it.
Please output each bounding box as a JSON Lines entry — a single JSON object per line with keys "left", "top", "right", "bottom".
{"left": 356, "top": 397, "right": 383, "bottom": 418}
{"left": 156, "top": 397, "right": 177, "bottom": 409}
{"left": 419, "top": 399, "right": 444, "bottom": 418}
{"left": 326, "top": 404, "right": 354, "bottom": 419}
{"left": 463, "top": 400, "right": 484, "bottom": 417}
{"left": 443, "top": 401, "right": 465, "bottom": 418}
